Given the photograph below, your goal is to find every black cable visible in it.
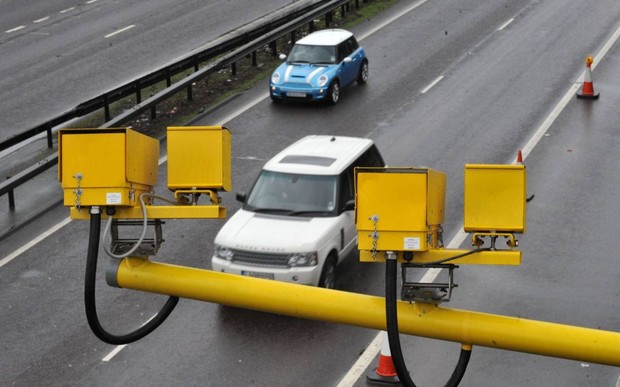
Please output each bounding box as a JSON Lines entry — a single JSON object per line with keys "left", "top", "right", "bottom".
{"left": 444, "top": 346, "right": 472, "bottom": 387}
{"left": 385, "top": 254, "right": 473, "bottom": 387}
{"left": 85, "top": 207, "right": 179, "bottom": 345}
{"left": 386, "top": 256, "right": 416, "bottom": 387}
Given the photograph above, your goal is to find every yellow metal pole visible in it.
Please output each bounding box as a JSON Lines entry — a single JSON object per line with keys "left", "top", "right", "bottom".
{"left": 114, "top": 257, "right": 620, "bottom": 367}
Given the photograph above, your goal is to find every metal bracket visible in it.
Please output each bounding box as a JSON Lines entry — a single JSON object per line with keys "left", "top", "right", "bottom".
{"left": 110, "top": 219, "right": 164, "bottom": 257}
{"left": 401, "top": 263, "right": 458, "bottom": 304}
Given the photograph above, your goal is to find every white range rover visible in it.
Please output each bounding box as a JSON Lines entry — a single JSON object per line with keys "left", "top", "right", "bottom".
{"left": 211, "top": 135, "right": 384, "bottom": 288}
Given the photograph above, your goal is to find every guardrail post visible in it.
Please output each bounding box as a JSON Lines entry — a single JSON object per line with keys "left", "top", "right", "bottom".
{"left": 46, "top": 124, "right": 53, "bottom": 149}
{"left": 150, "top": 106, "right": 157, "bottom": 120}
{"left": 326, "top": 11, "right": 333, "bottom": 27}
{"left": 135, "top": 80, "right": 142, "bottom": 104}
{"left": 6, "top": 177, "right": 15, "bottom": 210}
{"left": 187, "top": 83, "right": 193, "bottom": 102}
{"left": 252, "top": 52, "right": 257, "bottom": 67}
{"left": 269, "top": 41, "right": 277, "bottom": 56}
{"left": 231, "top": 62, "right": 237, "bottom": 77}
{"left": 104, "top": 95, "right": 111, "bottom": 121}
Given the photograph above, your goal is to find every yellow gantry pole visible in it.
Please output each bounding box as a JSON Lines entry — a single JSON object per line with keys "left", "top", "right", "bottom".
{"left": 113, "top": 257, "right": 620, "bottom": 367}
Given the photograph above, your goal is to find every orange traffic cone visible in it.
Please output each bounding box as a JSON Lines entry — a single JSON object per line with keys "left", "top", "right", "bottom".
{"left": 576, "top": 56, "right": 599, "bottom": 99}
{"left": 367, "top": 331, "right": 400, "bottom": 385}
{"left": 517, "top": 150, "right": 523, "bottom": 165}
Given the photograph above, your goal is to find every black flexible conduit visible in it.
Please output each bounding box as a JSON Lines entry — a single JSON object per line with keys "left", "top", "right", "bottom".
{"left": 85, "top": 207, "right": 179, "bottom": 345}
{"left": 385, "top": 255, "right": 472, "bottom": 387}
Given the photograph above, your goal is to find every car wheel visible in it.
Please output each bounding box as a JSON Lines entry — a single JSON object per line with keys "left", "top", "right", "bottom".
{"left": 357, "top": 60, "right": 369, "bottom": 84}
{"left": 327, "top": 80, "right": 340, "bottom": 105}
{"left": 318, "top": 255, "right": 337, "bottom": 289}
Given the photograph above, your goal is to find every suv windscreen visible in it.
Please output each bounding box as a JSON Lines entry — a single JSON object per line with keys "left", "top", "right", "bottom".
{"left": 245, "top": 171, "right": 338, "bottom": 217}
{"left": 287, "top": 44, "right": 337, "bottom": 64}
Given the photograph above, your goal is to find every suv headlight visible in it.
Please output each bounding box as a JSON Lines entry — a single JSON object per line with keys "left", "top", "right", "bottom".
{"left": 214, "top": 245, "right": 234, "bottom": 261}
{"left": 317, "top": 74, "right": 328, "bottom": 87}
{"left": 288, "top": 252, "right": 318, "bottom": 267}
{"left": 271, "top": 72, "right": 281, "bottom": 84}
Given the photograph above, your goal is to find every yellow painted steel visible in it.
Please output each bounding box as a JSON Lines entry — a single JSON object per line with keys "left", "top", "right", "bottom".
{"left": 359, "top": 249, "right": 521, "bottom": 265}
{"left": 355, "top": 167, "right": 446, "bottom": 252}
{"left": 69, "top": 205, "right": 226, "bottom": 220}
{"left": 167, "top": 126, "right": 231, "bottom": 192}
{"left": 114, "top": 257, "right": 620, "bottom": 367}
{"left": 464, "top": 164, "right": 526, "bottom": 233}
{"left": 58, "top": 128, "right": 159, "bottom": 207}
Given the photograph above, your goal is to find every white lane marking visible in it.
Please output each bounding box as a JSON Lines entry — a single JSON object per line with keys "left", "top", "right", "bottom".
{"left": 33, "top": 16, "right": 51, "bottom": 23}
{"left": 87, "top": 0, "right": 99, "bottom": 3}
{"left": 0, "top": 217, "right": 72, "bottom": 268}
{"left": 498, "top": 18, "right": 514, "bottom": 31}
{"left": 336, "top": 333, "right": 383, "bottom": 387}
{"left": 421, "top": 75, "right": 444, "bottom": 94}
{"left": 104, "top": 25, "right": 136, "bottom": 38}
{"left": 6, "top": 25, "right": 26, "bottom": 33}
{"left": 358, "top": 0, "right": 430, "bottom": 41}
{"left": 60, "top": 7, "right": 76, "bottom": 14}
{"left": 338, "top": 15, "right": 620, "bottom": 387}
{"left": 102, "top": 345, "right": 127, "bottom": 362}
{"left": 102, "top": 314, "right": 157, "bottom": 361}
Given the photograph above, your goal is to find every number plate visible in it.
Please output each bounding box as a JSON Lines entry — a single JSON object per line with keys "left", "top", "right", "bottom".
{"left": 242, "top": 271, "right": 275, "bottom": 280}
{"left": 287, "top": 91, "right": 306, "bottom": 98}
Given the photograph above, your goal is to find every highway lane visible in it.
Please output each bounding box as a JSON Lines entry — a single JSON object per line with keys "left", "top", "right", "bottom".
{"left": 2, "top": 0, "right": 620, "bottom": 385}
{"left": 0, "top": 0, "right": 301, "bottom": 141}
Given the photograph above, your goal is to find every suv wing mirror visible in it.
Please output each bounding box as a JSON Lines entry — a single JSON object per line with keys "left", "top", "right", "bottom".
{"left": 235, "top": 192, "right": 247, "bottom": 203}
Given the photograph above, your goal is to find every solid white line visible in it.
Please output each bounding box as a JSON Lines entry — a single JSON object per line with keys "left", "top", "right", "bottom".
{"left": 6, "top": 25, "right": 26, "bottom": 33}
{"left": 33, "top": 16, "right": 50, "bottom": 23}
{"left": 498, "top": 18, "right": 514, "bottom": 31}
{"left": 102, "top": 314, "right": 157, "bottom": 361}
{"left": 0, "top": 217, "right": 72, "bottom": 268}
{"left": 421, "top": 75, "right": 444, "bottom": 94}
{"left": 358, "top": 0, "right": 429, "bottom": 41}
{"left": 104, "top": 25, "right": 135, "bottom": 38}
{"left": 102, "top": 345, "right": 127, "bottom": 362}
{"left": 336, "top": 333, "right": 383, "bottom": 387}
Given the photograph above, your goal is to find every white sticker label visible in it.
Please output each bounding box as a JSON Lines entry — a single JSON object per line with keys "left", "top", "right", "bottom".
{"left": 106, "top": 192, "right": 122, "bottom": 205}
{"left": 404, "top": 237, "right": 420, "bottom": 250}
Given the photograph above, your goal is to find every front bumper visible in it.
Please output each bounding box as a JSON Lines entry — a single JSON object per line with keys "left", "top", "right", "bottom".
{"left": 270, "top": 84, "right": 328, "bottom": 101}
{"left": 211, "top": 256, "right": 321, "bottom": 286}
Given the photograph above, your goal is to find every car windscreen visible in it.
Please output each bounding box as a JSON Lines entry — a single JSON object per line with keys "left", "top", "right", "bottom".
{"left": 245, "top": 171, "right": 338, "bottom": 216}
{"left": 287, "top": 44, "right": 337, "bottom": 64}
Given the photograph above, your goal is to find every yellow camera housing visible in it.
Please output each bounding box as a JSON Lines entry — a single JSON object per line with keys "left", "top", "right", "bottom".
{"left": 166, "top": 126, "right": 231, "bottom": 192}
{"left": 58, "top": 128, "right": 159, "bottom": 208}
{"left": 464, "top": 164, "right": 526, "bottom": 233}
{"left": 355, "top": 167, "right": 446, "bottom": 253}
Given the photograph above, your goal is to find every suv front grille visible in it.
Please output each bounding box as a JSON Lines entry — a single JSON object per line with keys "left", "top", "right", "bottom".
{"left": 231, "top": 249, "right": 289, "bottom": 268}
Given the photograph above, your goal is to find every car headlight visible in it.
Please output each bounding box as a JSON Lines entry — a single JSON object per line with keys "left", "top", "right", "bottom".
{"left": 271, "top": 72, "right": 281, "bottom": 84}
{"left": 317, "top": 74, "right": 328, "bottom": 87}
{"left": 214, "top": 245, "right": 234, "bottom": 261}
{"left": 288, "top": 252, "right": 318, "bottom": 267}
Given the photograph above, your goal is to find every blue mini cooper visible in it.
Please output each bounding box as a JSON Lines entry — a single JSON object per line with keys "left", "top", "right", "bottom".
{"left": 269, "top": 29, "right": 368, "bottom": 105}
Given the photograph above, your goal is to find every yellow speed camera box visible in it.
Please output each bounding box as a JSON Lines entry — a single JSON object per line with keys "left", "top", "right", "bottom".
{"left": 166, "top": 126, "right": 231, "bottom": 192}
{"left": 355, "top": 167, "right": 446, "bottom": 252}
{"left": 464, "top": 164, "right": 526, "bottom": 233}
{"left": 58, "top": 128, "right": 159, "bottom": 207}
